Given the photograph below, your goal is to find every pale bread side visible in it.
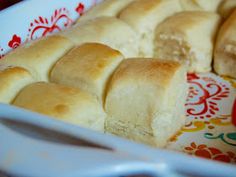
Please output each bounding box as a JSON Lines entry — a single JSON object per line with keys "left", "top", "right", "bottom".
{"left": 105, "top": 59, "right": 187, "bottom": 147}
{"left": 119, "top": 0, "right": 182, "bottom": 57}
{"left": 154, "top": 11, "right": 221, "bottom": 72}
{"left": 214, "top": 9, "right": 236, "bottom": 78}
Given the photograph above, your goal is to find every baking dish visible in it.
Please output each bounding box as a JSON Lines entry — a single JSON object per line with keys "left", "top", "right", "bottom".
{"left": 0, "top": 1, "right": 236, "bottom": 176}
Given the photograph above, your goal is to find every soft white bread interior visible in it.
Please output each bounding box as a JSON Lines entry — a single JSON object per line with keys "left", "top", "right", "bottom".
{"left": 214, "top": 9, "right": 236, "bottom": 78}
{"left": 105, "top": 59, "right": 187, "bottom": 147}
{"left": 154, "top": 11, "right": 221, "bottom": 72}
{"left": 180, "top": 0, "right": 223, "bottom": 11}
{"left": 13, "top": 82, "right": 106, "bottom": 131}
{"left": 50, "top": 43, "right": 124, "bottom": 103}
{"left": 60, "top": 16, "right": 139, "bottom": 58}
{"left": 0, "top": 35, "right": 74, "bottom": 81}
{"left": 218, "top": 0, "right": 236, "bottom": 19}
{"left": 119, "top": 0, "right": 182, "bottom": 57}
{"left": 0, "top": 66, "right": 34, "bottom": 103}
{"left": 77, "top": 0, "right": 134, "bottom": 22}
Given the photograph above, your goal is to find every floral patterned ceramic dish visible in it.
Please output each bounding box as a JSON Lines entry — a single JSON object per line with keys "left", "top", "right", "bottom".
{"left": 0, "top": 0, "right": 235, "bottom": 166}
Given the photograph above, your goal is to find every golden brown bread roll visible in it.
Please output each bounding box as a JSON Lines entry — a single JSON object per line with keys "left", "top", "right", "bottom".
{"left": 214, "top": 9, "right": 236, "bottom": 78}
{"left": 60, "top": 16, "right": 139, "bottom": 58}
{"left": 218, "top": 0, "right": 236, "bottom": 19}
{"left": 0, "top": 65, "right": 34, "bottom": 103}
{"left": 119, "top": 0, "right": 182, "bottom": 57}
{"left": 50, "top": 43, "right": 124, "bottom": 103}
{"left": 180, "top": 0, "right": 223, "bottom": 11}
{"left": 105, "top": 59, "right": 187, "bottom": 147}
{"left": 154, "top": 11, "right": 221, "bottom": 72}
{"left": 0, "top": 35, "right": 74, "bottom": 81}
{"left": 77, "top": 0, "right": 134, "bottom": 22}
{"left": 13, "top": 82, "right": 106, "bottom": 131}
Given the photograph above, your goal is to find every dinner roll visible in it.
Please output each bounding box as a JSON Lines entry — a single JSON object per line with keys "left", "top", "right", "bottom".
{"left": 105, "top": 59, "right": 187, "bottom": 147}
{"left": 219, "top": 0, "right": 236, "bottom": 19}
{"left": 50, "top": 43, "right": 124, "bottom": 103}
{"left": 180, "top": 0, "right": 223, "bottom": 11}
{"left": 13, "top": 82, "right": 106, "bottom": 131}
{"left": 154, "top": 11, "right": 221, "bottom": 72}
{"left": 0, "top": 35, "right": 74, "bottom": 81}
{"left": 60, "top": 17, "right": 139, "bottom": 58}
{"left": 214, "top": 9, "right": 236, "bottom": 78}
{"left": 0, "top": 65, "right": 34, "bottom": 103}
{"left": 77, "top": 0, "right": 134, "bottom": 22}
{"left": 119, "top": 0, "right": 182, "bottom": 57}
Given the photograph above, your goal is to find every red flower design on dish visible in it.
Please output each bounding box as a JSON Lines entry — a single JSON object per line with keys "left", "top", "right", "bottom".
{"left": 187, "top": 73, "right": 200, "bottom": 81}
{"left": 76, "top": 3, "right": 85, "bottom": 16}
{"left": 8, "top": 34, "right": 21, "bottom": 49}
{"left": 184, "top": 142, "right": 236, "bottom": 163}
{"left": 27, "top": 8, "right": 73, "bottom": 40}
{"left": 186, "top": 74, "right": 230, "bottom": 119}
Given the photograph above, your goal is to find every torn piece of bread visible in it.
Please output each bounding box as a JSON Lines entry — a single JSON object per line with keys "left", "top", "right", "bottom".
{"left": 219, "top": 0, "right": 236, "bottom": 19}
{"left": 13, "top": 82, "right": 106, "bottom": 131}
{"left": 180, "top": 0, "right": 223, "bottom": 11}
{"left": 0, "top": 35, "right": 74, "bottom": 81}
{"left": 0, "top": 65, "right": 34, "bottom": 103}
{"left": 105, "top": 59, "right": 187, "bottom": 147}
{"left": 214, "top": 9, "right": 236, "bottom": 78}
{"left": 77, "top": 0, "right": 134, "bottom": 22}
{"left": 50, "top": 43, "right": 124, "bottom": 103}
{"left": 119, "top": 0, "right": 182, "bottom": 57}
{"left": 60, "top": 16, "right": 139, "bottom": 58}
{"left": 154, "top": 11, "right": 221, "bottom": 72}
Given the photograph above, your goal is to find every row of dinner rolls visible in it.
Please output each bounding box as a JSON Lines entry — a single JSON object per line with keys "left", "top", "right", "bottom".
{"left": 3, "top": 0, "right": 235, "bottom": 78}
{"left": 0, "top": 42, "right": 187, "bottom": 147}
{"left": 76, "top": 0, "right": 236, "bottom": 78}
{"left": 79, "top": 0, "right": 224, "bottom": 22}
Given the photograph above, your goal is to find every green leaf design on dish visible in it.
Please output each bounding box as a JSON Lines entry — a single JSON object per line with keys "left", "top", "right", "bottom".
{"left": 204, "top": 132, "right": 236, "bottom": 146}
{"left": 226, "top": 132, "right": 236, "bottom": 140}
